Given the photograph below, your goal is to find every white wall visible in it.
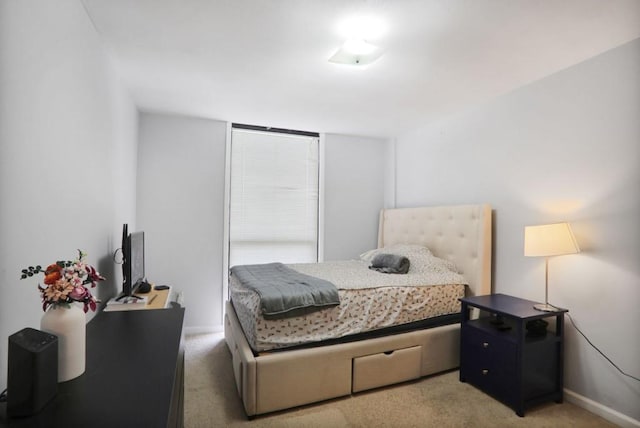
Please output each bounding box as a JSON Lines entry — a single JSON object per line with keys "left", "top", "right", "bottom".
{"left": 0, "top": 0, "right": 138, "bottom": 389}
{"left": 323, "top": 134, "right": 390, "bottom": 260}
{"left": 394, "top": 38, "right": 640, "bottom": 421}
{"left": 137, "top": 113, "right": 227, "bottom": 329}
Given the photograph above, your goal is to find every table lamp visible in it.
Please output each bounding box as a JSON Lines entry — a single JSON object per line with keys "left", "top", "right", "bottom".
{"left": 524, "top": 222, "right": 580, "bottom": 311}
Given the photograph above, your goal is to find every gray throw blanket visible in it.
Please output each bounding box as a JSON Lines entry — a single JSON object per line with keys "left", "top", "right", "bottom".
{"left": 230, "top": 262, "right": 340, "bottom": 318}
{"left": 369, "top": 253, "right": 410, "bottom": 274}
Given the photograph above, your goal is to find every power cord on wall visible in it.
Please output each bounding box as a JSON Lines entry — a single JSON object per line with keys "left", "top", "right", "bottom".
{"left": 562, "top": 310, "right": 640, "bottom": 383}
{"left": 0, "top": 388, "right": 7, "bottom": 402}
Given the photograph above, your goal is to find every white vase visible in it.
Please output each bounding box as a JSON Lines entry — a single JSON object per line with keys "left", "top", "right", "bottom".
{"left": 40, "top": 303, "right": 86, "bottom": 382}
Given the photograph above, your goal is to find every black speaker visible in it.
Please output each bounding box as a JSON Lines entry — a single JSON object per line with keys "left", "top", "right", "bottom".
{"left": 7, "top": 327, "right": 58, "bottom": 417}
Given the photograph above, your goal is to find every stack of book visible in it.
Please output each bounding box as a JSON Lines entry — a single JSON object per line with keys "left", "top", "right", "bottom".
{"left": 104, "top": 295, "right": 149, "bottom": 311}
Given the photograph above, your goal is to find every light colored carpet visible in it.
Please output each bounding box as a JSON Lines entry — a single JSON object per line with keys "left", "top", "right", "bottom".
{"left": 185, "top": 333, "right": 615, "bottom": 428}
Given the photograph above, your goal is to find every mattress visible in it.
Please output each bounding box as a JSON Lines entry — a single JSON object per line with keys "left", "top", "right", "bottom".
{"left": 229, "top": 259, "right": 466, "bottom": 352}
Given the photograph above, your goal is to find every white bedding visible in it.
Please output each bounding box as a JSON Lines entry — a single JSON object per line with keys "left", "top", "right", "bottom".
{"left": 289, "top": 259, "right": 465, "bottom": 290}
{"left": 229, "top": 257, "right": 466, "bottom": 352}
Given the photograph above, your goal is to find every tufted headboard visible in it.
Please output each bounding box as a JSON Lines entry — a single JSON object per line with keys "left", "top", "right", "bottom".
{"left": 378, "top": 204, "right": 492, "bottom": 298}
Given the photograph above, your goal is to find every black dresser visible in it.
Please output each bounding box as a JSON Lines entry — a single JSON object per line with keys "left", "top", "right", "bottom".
{"left": 1, "top": 305, "right": 185, "bottom": 428}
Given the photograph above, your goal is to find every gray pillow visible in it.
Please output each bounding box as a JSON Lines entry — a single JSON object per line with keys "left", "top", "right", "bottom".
{"left": 369, "top": 253, "right": 410, "bottom": 274}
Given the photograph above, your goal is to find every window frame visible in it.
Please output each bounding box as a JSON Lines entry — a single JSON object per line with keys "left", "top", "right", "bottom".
{"left": 222, "top": 123, "right": 325, "bottom": 308}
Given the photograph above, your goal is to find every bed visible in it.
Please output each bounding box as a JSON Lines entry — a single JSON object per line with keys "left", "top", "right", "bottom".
{"left": 224, "top": 204, "right": 492, "bottom": 417}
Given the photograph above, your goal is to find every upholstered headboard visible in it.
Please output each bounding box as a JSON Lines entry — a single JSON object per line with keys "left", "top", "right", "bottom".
{"left": 378, "top": 204, "right": 492, "bottom": 297}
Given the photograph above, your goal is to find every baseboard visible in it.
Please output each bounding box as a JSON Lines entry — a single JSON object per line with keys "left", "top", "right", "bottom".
{"left": 564, "top": 388, "right": 640, "bottom": 428}
{"left": 184, "top": 325, "right": 224, "bottom": 335}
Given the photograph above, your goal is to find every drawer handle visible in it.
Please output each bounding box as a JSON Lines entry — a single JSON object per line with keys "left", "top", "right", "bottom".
{"left": 482, "top": 342, "right": 489, "bottom": 348}
{"left": 482, "top": 369, "right": 489, "bottom": 375}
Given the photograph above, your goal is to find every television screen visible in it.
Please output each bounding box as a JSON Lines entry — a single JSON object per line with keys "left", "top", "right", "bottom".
{"left": 120, "top": 224, "right": 145, "bottom": 298}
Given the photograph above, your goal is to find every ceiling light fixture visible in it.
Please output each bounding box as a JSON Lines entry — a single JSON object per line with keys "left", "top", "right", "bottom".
{"left": 329, "top": 38, "right": 383, "bottom": 65}
{"left": 342, "top": 39, "right": 378, "bottom": 55}
{"left": 329, "top": 15, "right": 386, "bottom": 66}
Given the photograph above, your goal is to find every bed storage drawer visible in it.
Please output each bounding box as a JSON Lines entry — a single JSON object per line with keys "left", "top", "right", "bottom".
{"left": 224, "top": 313, "right": 243, "bottom": 395}
{"left": 352, "top": 346, "right": 422, "bottom": 392}
{"left": 255, "top": 348, "right": 352, "bottom": 414}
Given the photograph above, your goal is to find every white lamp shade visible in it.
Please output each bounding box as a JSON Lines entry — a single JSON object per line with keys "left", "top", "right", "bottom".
{"left": 524, "top": 223, "right": 580, "bottom": 257}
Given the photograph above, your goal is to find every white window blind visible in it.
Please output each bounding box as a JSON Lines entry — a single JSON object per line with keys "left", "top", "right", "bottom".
{"left": 229, "top": 127, "right": 319, "bottom": 267}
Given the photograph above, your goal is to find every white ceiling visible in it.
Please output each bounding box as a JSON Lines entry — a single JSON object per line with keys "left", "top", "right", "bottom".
{"left": 82, "top": 0, "right": 640, "bottom": 139}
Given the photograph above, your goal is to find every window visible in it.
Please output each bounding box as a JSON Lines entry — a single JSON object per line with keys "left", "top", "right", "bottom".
{"left": 228, "top": 125, "right": 320, "bottom": 267}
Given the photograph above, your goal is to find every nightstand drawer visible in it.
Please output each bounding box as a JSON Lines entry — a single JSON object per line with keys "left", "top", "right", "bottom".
{"left": 461, "top": 327, "right": 517, "bottom": 403}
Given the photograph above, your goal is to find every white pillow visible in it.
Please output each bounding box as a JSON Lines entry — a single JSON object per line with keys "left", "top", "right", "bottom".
{"left": 410, "top": 253, "right": 460, "bottom": 275}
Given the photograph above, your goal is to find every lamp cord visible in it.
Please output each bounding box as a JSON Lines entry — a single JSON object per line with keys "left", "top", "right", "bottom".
{"left": 562, "top": 310, "right": 640, "bottom": 383}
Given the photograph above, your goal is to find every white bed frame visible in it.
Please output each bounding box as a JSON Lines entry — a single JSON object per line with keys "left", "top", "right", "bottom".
{"left": 224, "top": 204, "right": 492, "bottom": 417}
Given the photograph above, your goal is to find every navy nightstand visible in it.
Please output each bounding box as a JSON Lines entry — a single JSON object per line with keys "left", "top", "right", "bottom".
{"left": 459, "top": 293, "right": 567, "bottom": 417}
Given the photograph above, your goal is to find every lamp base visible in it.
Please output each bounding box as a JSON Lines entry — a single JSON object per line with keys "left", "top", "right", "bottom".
{"left": 533, "top": 303, "right": 557, "bottom": 312}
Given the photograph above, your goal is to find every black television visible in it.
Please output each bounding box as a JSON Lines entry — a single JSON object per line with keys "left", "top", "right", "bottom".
{"left": 119, "top": 224, "right": 146, "bottom": 299}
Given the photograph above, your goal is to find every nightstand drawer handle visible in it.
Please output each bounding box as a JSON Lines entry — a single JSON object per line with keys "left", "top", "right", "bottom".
{"left": 482, "top": 369, "right": 489, "bottom": 375}
{"left": 482, "top": 342, "right": 489, "bottom": 348}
